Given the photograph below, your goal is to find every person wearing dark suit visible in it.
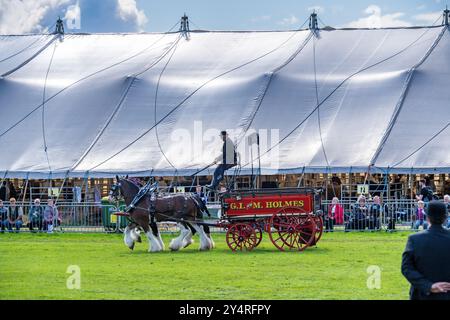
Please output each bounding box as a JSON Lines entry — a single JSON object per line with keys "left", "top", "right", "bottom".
{"left": 401, "top": 201, "right": 450, "bottom": 300}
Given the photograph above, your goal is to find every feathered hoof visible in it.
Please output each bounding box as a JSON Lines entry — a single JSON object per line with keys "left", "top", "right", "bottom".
{"left": 169, "top": 239, "right": 181, "bottom": 251}
{"left": 199, "top": 245, "right": 212, "bottom": 251}
{"left": 182, "top": 238, "right": 194, "bottom": 248}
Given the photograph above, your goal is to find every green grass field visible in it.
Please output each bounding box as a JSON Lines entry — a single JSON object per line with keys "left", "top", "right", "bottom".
{"left": 0, "top": 231, "right": 412, "bottom": 300}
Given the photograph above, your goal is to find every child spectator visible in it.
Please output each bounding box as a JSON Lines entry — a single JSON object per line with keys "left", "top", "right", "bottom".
{"left": 43, "top": 198, "right": 59, "bottom": 233}
{"left": 413, "top": 200, "right": 428, "bottom": 230}
{"left": 444, "top": 195, "right": 450, "bottom": 228}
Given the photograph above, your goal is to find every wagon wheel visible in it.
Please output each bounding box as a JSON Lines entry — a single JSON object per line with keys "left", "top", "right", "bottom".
{"left": 254, "top": 227, "right": 263, "bottom": 248}
{"left": 298, "top": 215, "right": 318, "bottom": 245}
{"left": 311, "top": 215, "right": 324, "bottom": 245}
{"left": 268, "top": 207, "right": 316, "bottom": 251}
{"left": 226, "top": 223, "right": 258, "bottom": 251}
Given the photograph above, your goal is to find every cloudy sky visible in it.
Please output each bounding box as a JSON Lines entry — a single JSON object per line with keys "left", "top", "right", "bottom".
{"left": 0, "top": 0, "right": 446, "bottom": 34}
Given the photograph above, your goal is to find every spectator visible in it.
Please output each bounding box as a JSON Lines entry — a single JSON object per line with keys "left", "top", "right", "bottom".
{"left": 444, "top": 195, "right": 450, "bottom": 229}
{"left": 401, "top": 201, "right": 450, "bottom": 300}
{"left": 28, "top": 198, "right": 44, "bottom": 233}
{"left": 195, "top": 185, "right": 206, "bottom": 205}
{"left": 346, "top": 195, "right": 368, "bottom": 231}
{"left": 426, "top": 175, "right": 436, "bottom": 192}
{"left": 413, "top": 201, "right": 428, "bottom": 230}
{"left": 43, "top": 198, "right": 59, "bottom": 233}
{"left": 444, "top": 180, "right": 450, "bottom": 196}
{"left": 4, "top": 198, "right": 23, "bottom": 233}
{"left": 326, "top": 197, "right": 344, "bottom": 232}
{"left": 8, "top": 181, "right": 17, "bottom": 199}
{"left": 368, "top": 196, "right": 383, "bottom": 231}
{"left": 0, "top": 199, "right": 8, "bottom": 233}
{"left": 218, "top": 183, "right": 227, "bottom": 194}
{"left": 0, "top": 181, "right": 7, "bottom": 201}
{"left": 384, "top": 201, "right": 396, "bottom": 232}
{"left": 416, "top": 179, "right": 434, "bottom": 203}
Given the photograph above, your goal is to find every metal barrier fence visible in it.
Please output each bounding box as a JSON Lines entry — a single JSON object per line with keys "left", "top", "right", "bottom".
{"left": 1, "top": 199, "right": 448, "bottom": 234}
{"left": 1, "top": 202, "right": 111, "bottom": 233}
{"left": 320, "top": 199, "right": 450, "bottom": 231}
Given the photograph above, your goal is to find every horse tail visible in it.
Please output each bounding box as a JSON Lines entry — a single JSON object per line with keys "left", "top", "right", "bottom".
{"left": 191, "top": 194, "right": 210, "bottom": 218}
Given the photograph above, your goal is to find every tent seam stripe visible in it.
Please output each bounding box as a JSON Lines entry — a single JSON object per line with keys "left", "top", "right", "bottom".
{"left": 237, "top": 29, "right": 313, "bottom": 147}
{"left": 88, "top": 26, "right": 312, "bottom": 170}
{"left": 239, "top": 22, "right": 443, "bottom": 170}
{"left": 71, "top": 35, "right": 182, "bottom": 171}
{"left": 369, "top": 26, "right": 447, "bottom": 166}
{"left": 0, "top": 21, "right": 180, "bottom": 141}
{"left": 1, "top": 34, "right": 58, "bottom": 78}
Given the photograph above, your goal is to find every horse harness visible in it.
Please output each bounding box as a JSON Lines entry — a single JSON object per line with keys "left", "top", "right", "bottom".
{"left": 124, "top": 182, "right": 207, "bottom": 225}
{"left": 124, "top": 181, "right": 158, "bottom": 224}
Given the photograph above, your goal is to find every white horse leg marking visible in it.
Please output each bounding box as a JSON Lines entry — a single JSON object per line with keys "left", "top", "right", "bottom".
{"left": 130, "top": 227, "right": 141, "bottom": 243}
{"left": 191, "top": 223, "right": 212, "bottom": 251}
{"left": 182, "top": 228, "right": 194, "bottom": 248}
{"left": 146, "top": 231, "right": 163, "bottom": 252}
{"left": 124, "top": 226, "right": 135, "bottom": 250}
{"left": 207, "top": 233, "right": 215, "bottom": 249}
{"left": 169, "top": 223, "right": 189, "bottom": 251}
{"left": 156, "top": 231, "right": 165, "bottom": 251}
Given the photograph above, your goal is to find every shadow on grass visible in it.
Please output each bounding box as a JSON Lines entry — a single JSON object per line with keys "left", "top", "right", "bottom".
{"left": 121, "top": 245, "right": 330, "bottom": 256}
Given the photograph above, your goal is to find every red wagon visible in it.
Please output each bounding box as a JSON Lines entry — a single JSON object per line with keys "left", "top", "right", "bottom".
{"left": 219, "top": 188, "right": 323, "bottom": 252}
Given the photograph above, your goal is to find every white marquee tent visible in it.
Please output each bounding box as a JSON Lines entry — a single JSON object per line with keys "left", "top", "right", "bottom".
{"left": 0, "top": 24, "right": 449, "bottom": 178}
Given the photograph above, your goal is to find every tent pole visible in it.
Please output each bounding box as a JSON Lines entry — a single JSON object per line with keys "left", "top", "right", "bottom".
{"left": 54, "top": 171, "right": 69, "bottom": 205}
{"left": 21, "top": 172, "right": 30, "bottom": 204}
{"left": 386, "top": 167, "right": 390, "bottom": 201}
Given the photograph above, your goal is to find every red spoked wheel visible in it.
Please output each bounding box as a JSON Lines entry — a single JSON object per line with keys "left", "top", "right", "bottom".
{"left": 311, "top": 215, "right": 324, "bottom": 245}
{"left": 226, "top": 223, "right": 258, "bottom": 251}
{"left": 254, "top": 227, "right": 263, "bottom": 248}
{"left": 268, "top": 207, "right": 317, "bottom": 251}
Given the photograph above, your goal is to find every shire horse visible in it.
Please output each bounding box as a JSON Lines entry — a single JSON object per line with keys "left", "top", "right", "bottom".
{"left": 109, "top": 176, "right": 214, "bottom": 252}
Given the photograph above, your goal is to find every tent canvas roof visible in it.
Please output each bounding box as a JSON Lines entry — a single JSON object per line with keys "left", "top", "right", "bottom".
{"left": 0, "top": 26, "right": 449, "bottom": 178}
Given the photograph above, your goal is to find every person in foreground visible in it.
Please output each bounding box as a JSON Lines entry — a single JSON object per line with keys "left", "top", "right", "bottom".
{"left": 401, "top": 201, "right": 450, "bottom": 300}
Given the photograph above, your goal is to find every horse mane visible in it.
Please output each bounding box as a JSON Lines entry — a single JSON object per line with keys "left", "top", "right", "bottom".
{"left": 127, "top": 177, "right": 144, "bottom": 188}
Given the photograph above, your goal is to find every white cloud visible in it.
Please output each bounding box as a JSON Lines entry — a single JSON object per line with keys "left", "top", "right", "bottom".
{"left": 116, "top": 0, "right": 148, "bottom": 32}
{"left": 307, "top": 6, "right": 324, "bottom": 14}
{"left": 278, "top": 15, "right": 300, "bottom": 26}
{"left": 413, "top": 11, "right": 442, "bottom": 25}
{"left": 0, "top": 0, "right": 71, "bottom": 34}
{"left": 416, "top": 4, "right": 426, "bottom": 10}
{"left": 345, "top": 5, "right": 412, "bottom": 28}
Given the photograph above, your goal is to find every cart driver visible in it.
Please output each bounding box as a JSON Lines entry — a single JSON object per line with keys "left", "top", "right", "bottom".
{"left": 206, "top": 131, "right": 237, "bottom": 191}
